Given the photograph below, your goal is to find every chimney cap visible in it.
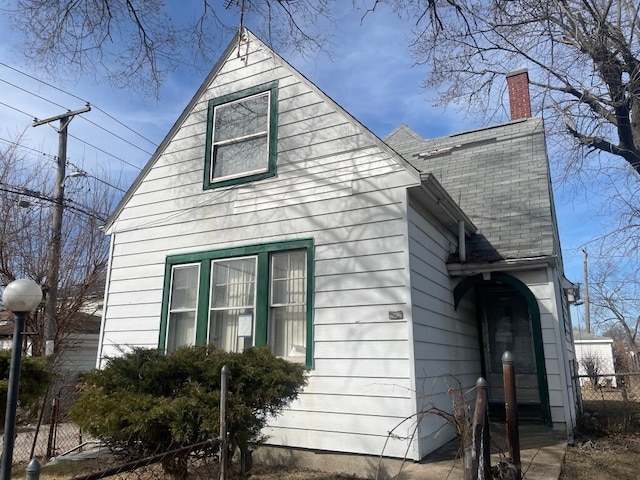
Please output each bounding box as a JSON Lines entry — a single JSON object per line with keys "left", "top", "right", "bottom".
{"left": 506, "top": 69, "right": 529, "bottom": 78}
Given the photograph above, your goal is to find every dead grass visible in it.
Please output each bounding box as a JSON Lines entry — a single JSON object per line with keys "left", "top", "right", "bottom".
{"left": 559, "top": 393, "right": 640, "bottom": 480}
{"left": 11, "top": 459, "right": 367, "bottom": 480}
{"left": 560, "top": 435, "right": 640, "bottom": 480}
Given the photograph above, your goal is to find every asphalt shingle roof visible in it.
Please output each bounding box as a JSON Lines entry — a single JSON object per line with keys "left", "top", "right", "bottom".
{"left": 385, "top": 118, "right": 556, "bottom": 263}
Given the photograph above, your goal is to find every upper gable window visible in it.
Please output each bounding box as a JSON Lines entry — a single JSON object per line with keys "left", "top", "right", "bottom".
{"left": 204, "top": 82, "right": 279, "bottom": 189}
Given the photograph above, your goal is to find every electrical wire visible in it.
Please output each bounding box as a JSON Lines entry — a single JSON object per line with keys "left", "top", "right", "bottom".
{"left": 0, "top": 137, "right": 57, "bottom": 160}
{"left": 0, "top": 62, "right": 158, "bottom": 147}
{"left": 68, "top": 133, "right": 143, "bottom": 171}
{"left": 0, "top": 100, "right": 35, "bottom": 119}
{"left": 0, "top": 64, "right": 157, "bottom": 178}
{"left": 0, "top": 96, "right": 144, "bottom": 172}
{"left": 0, "top": 77, "right": 68, "bottom": 111}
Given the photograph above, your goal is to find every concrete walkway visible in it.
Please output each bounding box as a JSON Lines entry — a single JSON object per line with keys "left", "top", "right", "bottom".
{"left": 400, "top": 424, "right": 567, "bottom": 480}
{"left": 256, "top": 424, "right": 567, "bottom": 480}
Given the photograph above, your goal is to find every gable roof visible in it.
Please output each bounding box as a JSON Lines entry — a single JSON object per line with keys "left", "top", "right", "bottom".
{"left": 385, "top": 118, "right": 557, "bottom": 264}
{"left": 103, "top": 29, "right": 432, "bottom": 234}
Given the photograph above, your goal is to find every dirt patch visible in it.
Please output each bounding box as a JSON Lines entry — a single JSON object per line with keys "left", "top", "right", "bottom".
{"left": 248, "top": 465, "right": 365, "bottom": 480}
{"left": 560, "top": 435, "right": 640, "bottom": 480}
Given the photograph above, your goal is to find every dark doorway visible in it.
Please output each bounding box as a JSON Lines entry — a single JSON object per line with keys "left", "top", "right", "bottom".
{"left": 478, "top": 284, "right": 542, "bottom": 421}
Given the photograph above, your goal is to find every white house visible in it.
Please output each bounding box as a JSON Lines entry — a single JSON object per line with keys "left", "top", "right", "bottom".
{"left": 573, "top": 329, "right": 617, "bottom": 387}
{"left": 97, "top": 30, "right": 577, "bottom": 462}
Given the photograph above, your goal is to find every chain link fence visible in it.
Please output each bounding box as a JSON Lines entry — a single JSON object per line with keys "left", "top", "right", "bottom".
{"left": 3, "top": 364, "right": 231, "bottom": 479}
{"left": 0, "top": 383, "right": 87, "bottom": 467}
{"left": 575, "top": 371, "right": 640, "bottom": 434}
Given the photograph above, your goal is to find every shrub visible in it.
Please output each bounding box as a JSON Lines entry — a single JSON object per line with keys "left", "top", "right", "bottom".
{"left": 0, "top": 351, "right": 53, "bottom": 425}
{"left": 71, "top": 345, "right": 307, "bottom": 478}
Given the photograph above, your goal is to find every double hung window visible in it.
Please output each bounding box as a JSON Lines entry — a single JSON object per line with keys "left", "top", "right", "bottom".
{"left": 161, "top": 240, "right": 313, "bottom": 366}
{"left": 204, "top": 82, "right": 278, "bottom": 189}
{"left": 166, "top": 264, "right": 200, "bottom": 353}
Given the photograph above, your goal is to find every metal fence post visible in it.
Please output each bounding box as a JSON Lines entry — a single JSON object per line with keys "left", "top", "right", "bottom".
{"left": 219, "top": 365, "right": 229, "bottom": 480}
{"left": 502, "top": 351, "right": 521, "bottom": 480}
{"left": 472, "top": 377, "right": 491, "bottom": 480}
{"left": 25, "top": 459, "right": 40, "bottom": 480}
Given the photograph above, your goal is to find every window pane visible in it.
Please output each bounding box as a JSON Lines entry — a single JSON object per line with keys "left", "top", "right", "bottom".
{"left": 212, "top": 136, "right": 268, "bottom": 179}
{"left": 209, "top": 308, "right": 254, "bottom": 353}
{"left": 269, "top": 251, "right": 307, "bottom": 359}
{"left": 271, "top": 252, "right": 306, "bottom": 305}
{"left": 166, "top": 264, "right": 199, "bottom": 353}
{"left": 211, "top": 258, "right": 256, "bottom": 308}
{"left": 209, "top": 257, "right": 257, "bottom": 352}
{"left": 214, "top": 94, "right": 269, "bottom": 143}
{"left": 171, "top": 265, "right": 199, "bottom": 309}
{"left": 167, "top": 311, "right": 196, "bottom": 353}
{"left": 269, "top": 306, "right": 306, "bottom": 359}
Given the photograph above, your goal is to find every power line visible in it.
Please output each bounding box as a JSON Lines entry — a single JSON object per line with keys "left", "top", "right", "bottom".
{"left": 0, "top": 77, "right": 68, "bottom": 111}
{"left": 80, "top": 116, "right": 154, "bottom": 156}
{"left": 0, "top": 99, "right": 143, "bottom": 172}
{"left": 0, "top": 137, "right": 57, "bottom": 161}
{"left": 92, "top": 105, "right": 157, "bottom": 148}
{"left": 67, "top": 161, "right": 127, "bottom": 193}
{"left": 0, "top": 74, "right": 155, "bottom": 157}
{"left": 0, "top": 100, "right": 35, "bottom": 120}
{"left": 68, "top": 133, "right": 143, "bottom": 171}
{"left": 0, "top": 182, "right": 108, "bottom": 221}
{"left": 0, "top": 74, "right": 156, "bottom": 156}
{"left": 0, "top": 62, "right": 158, "bottom": 147}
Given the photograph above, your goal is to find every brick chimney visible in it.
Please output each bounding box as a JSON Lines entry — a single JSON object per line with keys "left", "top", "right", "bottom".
{"left": 506, "top": 69, "right": 532, "bottom": 120}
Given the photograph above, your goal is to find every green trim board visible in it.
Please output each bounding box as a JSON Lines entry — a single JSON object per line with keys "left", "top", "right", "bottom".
{"left": 204, "top": 81, "right": 279, "bottom": 189}
{"left": 159, "top": 238, "right": 314, "bottom": 367}
{"left": 453, "top": 272, "right": 552, "bottom": 426}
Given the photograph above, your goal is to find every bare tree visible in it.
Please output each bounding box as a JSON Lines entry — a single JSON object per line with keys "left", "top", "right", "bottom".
{"left": 386, "top": 0, "right": 640, "bottom": 177}
{"left": 5, "top": 0, "right": 333, "bottom": 95}
{"left": 0, "top": 134, "right": 115, "bottom": 357}
{"left": 589, "top": 261, "right": 640, "bottom": 361}
{"left": 579, "top": 349, "right": 604, "bottom": 388}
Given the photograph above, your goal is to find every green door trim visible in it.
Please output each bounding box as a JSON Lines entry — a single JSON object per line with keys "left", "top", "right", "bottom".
{"left": 453, "top": 272, "right": 551, "bottom": 426}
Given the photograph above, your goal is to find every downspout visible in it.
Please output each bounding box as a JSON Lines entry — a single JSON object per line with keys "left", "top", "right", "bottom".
{"left": 459, "top": 220, "right": 466, "bottom": 262}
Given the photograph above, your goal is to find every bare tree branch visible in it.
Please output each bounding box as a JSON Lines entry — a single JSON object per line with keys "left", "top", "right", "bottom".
{"left": 0, "top": 134, "right": 115, "bottom": 357}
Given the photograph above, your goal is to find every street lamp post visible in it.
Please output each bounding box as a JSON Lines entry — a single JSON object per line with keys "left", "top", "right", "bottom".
{"left": 1, "top": 279, "right": 42, "bottom": 480}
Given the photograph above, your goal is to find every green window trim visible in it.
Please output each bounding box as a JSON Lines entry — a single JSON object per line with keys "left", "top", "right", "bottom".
{"left": 159, "top": 239, "right": 314, "bottom": 367}
{"left": 204, "top": 81, "right": 279, "bottom": 189}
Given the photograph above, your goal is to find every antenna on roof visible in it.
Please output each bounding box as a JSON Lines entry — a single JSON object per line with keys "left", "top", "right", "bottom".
{"left": 236, "top": 0, "right": 248, "bottom": 60}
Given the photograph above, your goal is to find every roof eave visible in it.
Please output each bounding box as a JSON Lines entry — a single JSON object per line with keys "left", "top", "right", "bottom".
{"left": 408, "top": 173, "right": 477, "bottom": 237}
{"left": 447, "top": 255, "right": 558, "bottom": 277}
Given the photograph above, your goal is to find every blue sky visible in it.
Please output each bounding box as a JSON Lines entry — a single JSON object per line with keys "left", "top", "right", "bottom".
{"left": 0, "top": 4, "right": 598, "bottom": 321}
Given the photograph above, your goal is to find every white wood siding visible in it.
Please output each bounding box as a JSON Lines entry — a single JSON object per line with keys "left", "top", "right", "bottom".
{"left": 100, "top": 35, "right": 423, "bottom": 459}
{"left": 406, "top": 205, "right": 481, "bottom": 459}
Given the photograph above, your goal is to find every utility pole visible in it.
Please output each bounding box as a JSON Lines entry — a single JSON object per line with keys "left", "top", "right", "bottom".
{"left": 582, "top": 247, "right": 590, "bottom": 333}
{"left": 33, "top": 104, "right": 91, "bottom": 354}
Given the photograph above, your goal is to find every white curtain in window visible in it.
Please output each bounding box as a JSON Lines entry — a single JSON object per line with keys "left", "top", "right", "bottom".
{"left": 209, "top": 257, "right": 257, "bottom": 352}
{"left": 269, "top": 251, "right": 307, "bottom": 359}
{"left": 166, "top": 264, "right": 199, "bottom": 352}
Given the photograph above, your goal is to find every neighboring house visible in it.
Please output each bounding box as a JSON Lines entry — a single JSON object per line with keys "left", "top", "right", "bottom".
{"left": 54, "top": 312, "right": 101, "bottom": 383}
{"left": 0, "top": 310, "right": 15, "bottom": 351}
{"left": 97, "top": 30, "right": 577, "bottom": 461}
{"left": 0, "top": 287, "right": 101, "bottom": 383}
{"left": 573, "top": 329, "right": 617, "bottom": 387}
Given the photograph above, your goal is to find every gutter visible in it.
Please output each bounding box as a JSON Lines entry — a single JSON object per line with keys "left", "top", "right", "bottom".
{"left": 447, "top": 255, "right": 558, "bottom": 277}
